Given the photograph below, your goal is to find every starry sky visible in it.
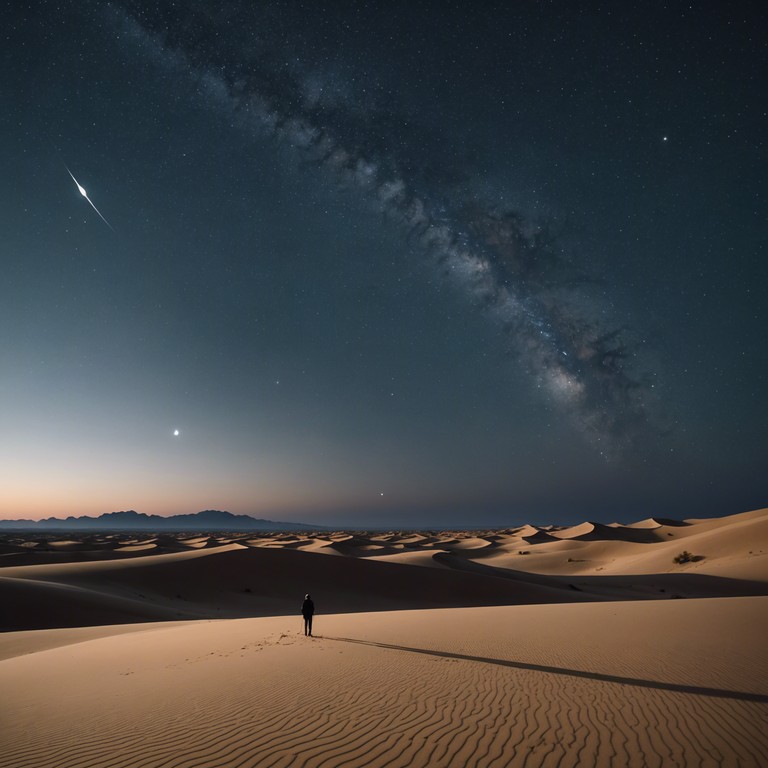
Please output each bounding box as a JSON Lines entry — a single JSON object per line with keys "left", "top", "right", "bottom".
{"left": 2, "top": 1, "right": 765, "bottom": 527}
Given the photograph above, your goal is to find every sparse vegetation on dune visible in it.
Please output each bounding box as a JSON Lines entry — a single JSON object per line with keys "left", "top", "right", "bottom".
{"left": 673, "top": 550, "right": 704, "bottom": 564}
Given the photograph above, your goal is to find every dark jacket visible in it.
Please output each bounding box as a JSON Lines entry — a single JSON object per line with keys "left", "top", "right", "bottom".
{"left": 301, "top": 598, "right": 315, "bottom": 617}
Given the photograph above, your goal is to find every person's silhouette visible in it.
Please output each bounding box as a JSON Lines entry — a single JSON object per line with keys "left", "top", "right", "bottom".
{"left": 301, "top": 593, "right": 315, "bottom": 636}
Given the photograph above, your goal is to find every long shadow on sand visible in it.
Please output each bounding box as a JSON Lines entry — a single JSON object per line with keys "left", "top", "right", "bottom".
{"left": 324, "top": 636, "right": 768, "bottom": 704}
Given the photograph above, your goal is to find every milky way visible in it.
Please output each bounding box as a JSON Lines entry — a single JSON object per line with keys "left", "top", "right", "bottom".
{"left": 117, "top": 2, "right": 654, "bottom": 458}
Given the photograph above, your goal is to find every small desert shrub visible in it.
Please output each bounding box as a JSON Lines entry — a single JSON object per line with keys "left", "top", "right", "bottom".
{"left": 518, "top": 550, "right": 530, "bottom": 555}
{"left": 673, "top": 551, "right": 704, "bottom": 564}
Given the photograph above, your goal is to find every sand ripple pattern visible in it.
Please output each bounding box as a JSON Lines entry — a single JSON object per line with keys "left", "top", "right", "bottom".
{"left": 2, "top": 615, "right": 767, "bottom": 768}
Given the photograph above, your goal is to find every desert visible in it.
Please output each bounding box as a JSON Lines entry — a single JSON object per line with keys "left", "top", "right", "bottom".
{"left": 2, "top": 507, "right": 767, "bottom": 767}
{"left": 6, "top": 0, "right": 765, "bottom": 764}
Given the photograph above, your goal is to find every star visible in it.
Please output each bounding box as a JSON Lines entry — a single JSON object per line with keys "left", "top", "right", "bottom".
{"left": 65, "top": 166, "right": 115, "bottom": 231}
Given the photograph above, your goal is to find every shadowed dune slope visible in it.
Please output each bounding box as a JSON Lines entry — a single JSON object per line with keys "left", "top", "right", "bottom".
{"left": 521, "top": 530, "right": 560, "bottom": 544}
{"left": 626, "top": 517, "right": 690, "bottom": 529}
{"left": 1, "top": 545, "right": 595, "bottom": 632}
{"left": 551, "top": 521, "right": 663, "bottom": 543}
{"left": 0, "top": 577, "right": 198, "bottom": 631}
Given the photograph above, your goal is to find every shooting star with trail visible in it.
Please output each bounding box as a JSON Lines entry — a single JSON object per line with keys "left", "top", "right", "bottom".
{"left": 65, "top": 166, "right": 115, "bottom": 231}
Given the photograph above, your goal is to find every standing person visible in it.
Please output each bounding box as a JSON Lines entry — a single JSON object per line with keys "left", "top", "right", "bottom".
{"left": 301, "top": 593, "right": 315, "bottom": 636}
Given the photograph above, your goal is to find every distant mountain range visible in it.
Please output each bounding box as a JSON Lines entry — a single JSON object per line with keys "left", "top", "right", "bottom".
{"left": 0, "top": 510, "right": 321, "bottom": 532}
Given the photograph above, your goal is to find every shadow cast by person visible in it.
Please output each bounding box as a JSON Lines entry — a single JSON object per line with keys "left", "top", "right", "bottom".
{"left": 324, "top": 637, "right": 768, "bottom": 703}
{"left": 301, "top": 593, "right": 315, "bottom": 636}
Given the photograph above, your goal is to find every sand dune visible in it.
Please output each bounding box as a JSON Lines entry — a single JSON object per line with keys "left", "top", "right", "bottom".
{"left": 507, "top": 508, "right": 768, "bottom": 581}
{"left": 115, "top": 543, "right": 158, "bottom": 552}
{"left": 0, "top": 540, "right": 599, "bottom": 632}
{"left": 625, "top": 516, "right": 690, "bottom": 529}
{"left": 0, "top": 575, "right": 202, "bottom": 630}
{"left": 550, "top": 521, "right": 663, "bottom": 543}
{"left": 2, "top": 508, "right": 766, "bottom": 632}
{"left": 520, "top": 529, "right": 560, "bottom": 544}
{"left": 367, "top": 551, "right": 451, "bottom": 568}
{"left": 2, "top": 507, "right": 766, "bottom": 766}
{"left": 1, "top": 598, "right": 766, "bottom": 768}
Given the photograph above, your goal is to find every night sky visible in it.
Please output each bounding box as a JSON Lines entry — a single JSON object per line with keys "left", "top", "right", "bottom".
{"left": 3, "top": 1, "right": 765, "bottom": 527}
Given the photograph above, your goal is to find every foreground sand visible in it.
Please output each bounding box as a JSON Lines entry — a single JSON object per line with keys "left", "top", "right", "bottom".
{"left": 2, "top": 598, "right": 767, "bottom": 768}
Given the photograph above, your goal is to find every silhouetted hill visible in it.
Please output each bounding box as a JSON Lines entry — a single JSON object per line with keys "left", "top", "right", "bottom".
{"left": 0, "top": 510, "right": 321, "bottom": 532}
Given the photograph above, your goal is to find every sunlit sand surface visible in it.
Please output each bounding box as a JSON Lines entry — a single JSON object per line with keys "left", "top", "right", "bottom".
{"left": 1, "top": 508, "right": 766, "bottom": 766}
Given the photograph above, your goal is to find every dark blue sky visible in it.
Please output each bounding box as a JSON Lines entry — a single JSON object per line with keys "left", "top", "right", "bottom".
{"left": 2, "top": 1, "right": 765, "bottom": 526}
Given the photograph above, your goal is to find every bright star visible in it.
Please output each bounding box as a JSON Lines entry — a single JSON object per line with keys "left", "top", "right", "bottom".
{"left": 65, "top": 166, "right": 115, "bottom": 231}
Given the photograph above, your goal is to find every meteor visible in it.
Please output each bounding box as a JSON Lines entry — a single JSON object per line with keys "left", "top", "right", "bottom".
{"left": 65, "top": 166, "right": 115, "bottom": 231}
